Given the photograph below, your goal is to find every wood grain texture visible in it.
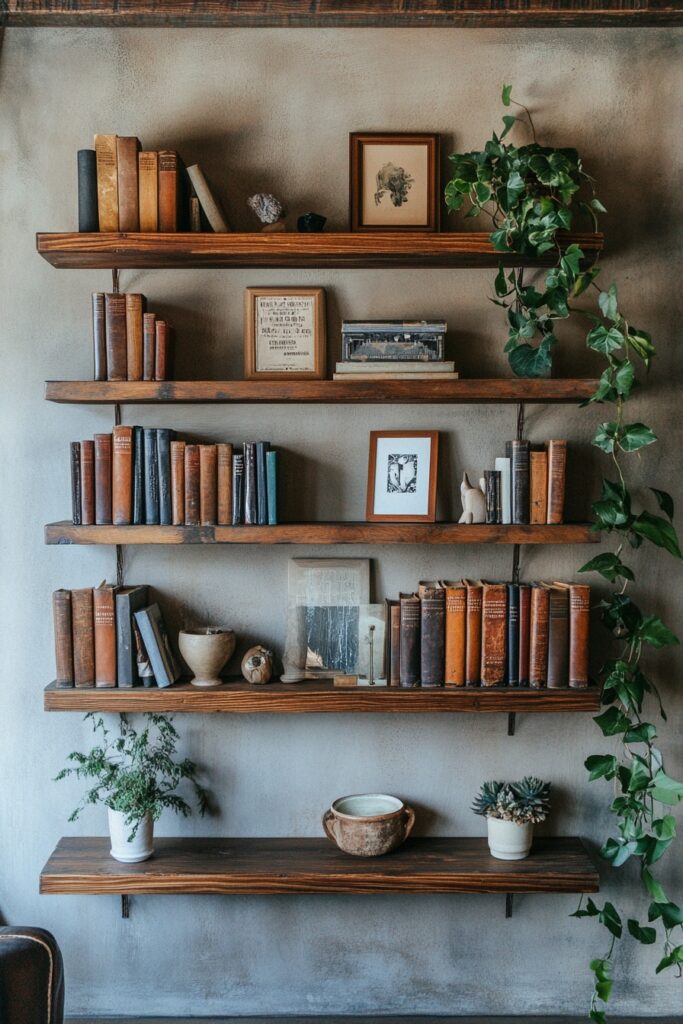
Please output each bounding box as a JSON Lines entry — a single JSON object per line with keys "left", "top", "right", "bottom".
{"left": 44, "top": 521, "right": 600, "bottom": 545}
{"left": 43, "top": 678, "right": 601, "bottom": 713}
{"left": 39, "top": 836, "right": 599, "bottom": 895}
{"left": 8, "top": 1, "right": 682, "bottom": 27}
{"left": 35, "top": 232, "right": 603, "bottom": 270}
{"left": 44, "top": 378, "right": 601, "bottom": 405}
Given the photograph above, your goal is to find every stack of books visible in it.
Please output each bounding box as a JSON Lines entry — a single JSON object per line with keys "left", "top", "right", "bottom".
{"left": 91, "top": 292, "right": 173, "bottom": 382}
{"left": 333, "top": 320, "right": 457, "bottom": 381}
{"left": 481, "top": 439, "right": 567, "bottom": 525}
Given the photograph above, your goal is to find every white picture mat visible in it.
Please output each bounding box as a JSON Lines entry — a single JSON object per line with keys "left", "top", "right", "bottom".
{"left": 372, "top": 435, "right": 433, "bottom": 516}
{"left": 362, "top": 143, "right": 430, "bottom": 226}
{"left": 255, "top": 294, "right": 316, "bottom": 373}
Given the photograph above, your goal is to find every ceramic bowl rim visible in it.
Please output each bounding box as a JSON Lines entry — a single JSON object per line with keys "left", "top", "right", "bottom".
{"left": 330, "top": 793, "right": 405, "bottom": 821}
{"left": 179, "top": 627, "right": 235, "bottom": 637}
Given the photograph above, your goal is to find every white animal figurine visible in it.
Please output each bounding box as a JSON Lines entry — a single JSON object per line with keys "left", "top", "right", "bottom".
{"left": 459, "top": 472, "right": 487, "bottom": 524}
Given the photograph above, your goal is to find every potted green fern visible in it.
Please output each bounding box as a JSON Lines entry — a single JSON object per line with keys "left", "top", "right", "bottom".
{"left": 472, "top": 777, "right": 551, "bottom": 860}
{"left": 55, "top": 713, "right": 209, "bottom": 863}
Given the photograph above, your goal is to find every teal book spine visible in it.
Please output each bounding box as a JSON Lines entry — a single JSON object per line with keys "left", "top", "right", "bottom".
{"left": 266, "top": 449, "right": 278, "bottom": 525}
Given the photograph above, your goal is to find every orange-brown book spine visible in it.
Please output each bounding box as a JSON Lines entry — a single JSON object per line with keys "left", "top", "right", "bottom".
{"left": 530, "top": 450, "right": 548, "bottom": 525}
{"left": 171, "top": 440, "right": 186, "bottom": 525}
{"left": 53, "top": 589, "right": 74, "bottom": 687}
{"left": 547, "top": 584, "right": 569, "bottom": 688}
{"left": 125, "top": 293, "right": 145, "bottom": 381}
{"left": 104, "top": 292, "right": 127, "bottom": 381}
{"left": 138, "top": 151, "right": 158, "bottom": 231}
{"left": 444, "top": 583, "right": 466, "bottom": 686}
{"left": 94, "top": 133, "right": 118, "bottom": 232}
{"left": 143, "top": 312, "right": 156, "bottom": 381}
{"left": 184, "top": 444, "right": 200, "bottom": 526}
{"left": 92, "top": 292, "right": 106, "bottom": 381}
{"left": 480, "top": 582, "right": 507, "bottom": 686}
{"left": 116, "top": 136, "right": 141, "bottom": 232}
{"left": 112, "top": 425, "right": 134, "bottom": 525}
{"left": 518, "top": 584, "right": 531, "bottom": 686}
{"left": 546, "top": 440, "right": 567, "bottom": 524}
{"left": 154, "top": 320, "right": 169, "bottom": 380}
{"left": 94, "top": 583, "right": 118, "bottom": 688}
{"left": 158, "top": 150, "right": 182, "bottom": 231}
{"left": 80, "top": 439, "right": 95, "bottom": 525}
{"left": 529, "top": 585, "right": 550, "bottom": 688}
{"left": 389, "top": 602, "right": 401, "bottom": 687}
{"left": 199, "top": 444, "right": 218, "bottom": 525}
{"left": 464, "top": 580, "right": 482, "bottom": 686}
{"left": 568, "top": 583, "right": 591, "bottom": 689}
{"left": 71, "top": 587, "right": 95, "bottom": 687}
{"left": 216, "top": 443, "right": 233, "bottom": 526}
{"left": 94, "top": 433, "right": 112, "bottom": 524}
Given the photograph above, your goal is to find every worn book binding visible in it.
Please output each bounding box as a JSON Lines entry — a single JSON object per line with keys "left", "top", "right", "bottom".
{"left": 112, "top": 425, "right": 134, "bottom": 526}
{"left": 155, "top": 320, "right": 170, "bottom": 381}
{"left": 71, "top": 587, "right": 95, "bottom": 688}
{"left": 555, "top": 582, "right": 591, "bottom": 689}
{"left": 158, "top": 150, "right": 184, "bottom": 232}
{"left": 134, "top": 603, "right": 182, "bottom": 688}
{"left": 484, "top": 470, "right": 501, "bottom": 525}
{"left": 399, "top": 593, "right": 421, "bottom": 688}
{"left": 546, "top": 584, "right": 569, "bottom": 688}
{"left": 546, "top": 440, "right": 567, "bottom": 524}
{"left": 171, "top": 440, "right": 186, "bottom": 526}
{"left": 216, "top": 443, "right": 233, "bottom": 526}
{"left": 92, "top": 292, "right": 106, "bottom": 380}
{"left": 125, "top": 293, "right": 145, "bottom": 381}
{"left": 156, "top": 428, "right": 173, "bottom": 526}
{"left": 143, "top": 313, "right": 156, "bottom": 381}
{"left": 231, "top": 452, "right": 244, "bottom": 526}
{"left": 444, "top": 582, "right": 466, "bottom": 686}
{"left": 243, "top": 442, "right": 257, "bottom": 525}
{"left": 104, "top": 292, "right": 127, "bottom": 381}
{"left": 138, "top": 151, "right": 159, "bottom": 232}
{"left": 389, "top": 601, "right": 401, "bottom": 687}
{"left": 518, "top": 584, "right": 531, "bottom": 686}
{"left": 116, "top": 136, "right": 141, "bottom": 232}
{"left": 529, "top": 584, "right": 550, "bottom": 688}
{"left": 530, "top": 450, "right": 548, "bottom": 524}
{"left": 94, "top": 582, "right": 118, "bottom": 688}
{"left": 94, "top": 433, "right": 112, "bottom": 525}
{"left": 70, "top": 441, "right": 82, "bottom": 525}
{"left": 143, "top": 428, "right": 159, "bottom": 525}
{"left": 418, "top": 582, "right": 445, "bottom": 687}
{"left": 53, "top": 589, "right": 74, "bottom": 687}
{"left": 506, "top": 583, "right": 520, "bottom": 687}
{"left": 132, "top": 426, "right": 145, "bottom": 525}
{"left": 464, "top": 580, "right": 482, "bottom": 686}
{"left": 116, "top": 585, "right": 149, "bottom": 687}
{"left": 184, "top": 444, "right": 200, "bottom": 526}
{"left": 199, "top": 444, "right": 218, "bottom": 525}
{"left": 94, "top": 133, "right": 118, "bottom": 232}
{"left": 510, "top": 439, "right": 530, "bottom": 525}
{"left": 80, "top": 439, "right": 95, "bottom": 526}
{"left": 480, "top": 582, "right": 507, "bottom": 686}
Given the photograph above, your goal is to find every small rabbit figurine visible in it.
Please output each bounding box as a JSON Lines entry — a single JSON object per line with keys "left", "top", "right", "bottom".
{"left": 459, "top": 472, "right": 487, "bottom": 524}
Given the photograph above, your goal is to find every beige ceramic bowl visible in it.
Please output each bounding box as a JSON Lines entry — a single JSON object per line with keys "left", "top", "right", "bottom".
{"left": 178, "top": 628, "right": 236, "bottom": 688}
{"left": 323, "top": 793, "right": 415, "bottom": 857}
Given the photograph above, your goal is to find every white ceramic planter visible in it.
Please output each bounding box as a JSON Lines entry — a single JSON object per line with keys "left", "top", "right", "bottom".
{"left": 108, "top": 808, "right": 154, "bottom": 863}
{"left": 487, "top": 817, "right": 533, "bottom": 860}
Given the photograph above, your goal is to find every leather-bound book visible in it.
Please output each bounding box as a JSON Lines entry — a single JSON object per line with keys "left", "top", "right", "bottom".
{"left": 94, "top": 433, "right": 112, "bottom": 524}
{"left": 484, "top": 469, "right": 501, "bottom": 524}
{"left": 388, "top": 600, "right": 401, "bottom": 687}
{"left": 77, "top": 149, "right": 99, "bottom": 232}
{"left": 518, "top": 584, "right": 531, "bottom": 686}
{"left": 94, "top": 133, "right": 118, "bottom": 232}
{"left": 104, "top": 292, "right": 127, "bottom": 381}
{"left": 216, "top": 442, "right": 233, "bottom": 526}
{"left": 243, "top": 442, "right": 257, "bottom": 525}
{"left": 554, "top": 582, "right": 591, "bottom": 689}
{"left": 199, "top": 444, "right": 218, "bottom": 526}
{"left": 143, "top": 313, "right": 156, "bottom": 381}
{"left": 156, "top": 428, "right": 173, "bottom": 526}
{"left": 158, "top": 150, "right": 184, "bottom": 232}
{"left": 91, "top": 292, "right": 106, "bottom": 381}
{"left": 506, "top": 583, "right": 519, "bottom": 687}
{"left": 112, "top": 425, "right": 134, "bottom": 525}
{"left": 94, "top": 582, "right": 118, "bottom": 688}
{"left": 125, "top": 293, "right": 145, "bottom": 381}
{"left": 138, "top": 151, "right": 158, "bottom": 231}
{"left": 530, "top": 449, "right": 548, "bottom": 524}
{"left": 444, "top": 582, "right": 466, "bottom": 686}
{"left": 480, "top": 582, "right": 507, "bottom": 687}
{"left": 143, "top": 428, "right": 159, "bottom": 525}
{"left": 116, "top": 136, "right": 141, "bottom": 232}
{"left": 71, "top": 587, "right": 95, "bottom": 688}
{"left": 418, "top": 581, "right": 445, "bottom": 687}
{"left": 546, "top": 584, "right": 569, "bottom": 688}
{"left": 231, "top": 452, "right": 244, "bottom": 525}
{"left": 529, "top": 584, "right": 550, "bottom": 688}
{"left": 464, "top": 580, "right": 482, "bottom": 686}
{"left": 53, "top": 589, "right": 74, "bottom": 687}
{"left": 189, "top": 194, "right": 202, "bottom": 232}
{"left": 171, "top": 440, "right": 186, "bottom": 525}
{"left": 132, "top": 426, "right": 145, "bottom": 525}
{"left": 510, "top": 439, "right": 530, "bottom": 524}
{"left": 154, "top": 320, "right": 169, "bottom": 380}
{"left": 70, "top": 441, "right": 82, "bottom": 525}
{"left": 255, "top": 441, "right": 269, "bottom": 526}
{"left": 116, "top": 585, "right": 149, "bottom": 687}
{"left": 134, "top": 604, "right": 182, "bottom": 687}
{"left": 266, "top": 449, "right": 278, "bottom": 525}
{"left": 546, "top": 440, "right": 567, "bottom": 524}
{"left": 184, "top": 444, "right": 200, "bottom": 526}
{"left": 80, "top": 439, "right": 95, "bottom": 525}
{"left": 399, "top": 593, "right": 421, "bottom": 688}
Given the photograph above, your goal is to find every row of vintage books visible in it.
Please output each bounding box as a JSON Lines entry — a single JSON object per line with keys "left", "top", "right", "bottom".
{"left": 385, "top": 580, "right": 590, "bottom": 689}
{"left": 70, "top": 429, "right": 279, "bottom": 527}
{"left": 482, "top": 439, "right": 567, "bottom": 525}
{"left": 91, "top": 292, "right": 173, "bottom": 381}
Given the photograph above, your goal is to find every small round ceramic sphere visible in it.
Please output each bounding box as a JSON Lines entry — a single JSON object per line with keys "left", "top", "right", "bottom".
{"left": 247, "top": 193, "right": 284, "bottom": 225}
{"left": 241, "top": 645, "right": 274, "bottom": 685}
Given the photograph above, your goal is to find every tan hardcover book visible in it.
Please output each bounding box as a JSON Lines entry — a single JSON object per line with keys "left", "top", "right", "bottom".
{"left": 154, "top": 320, "right": 169, "bottom": 380}
{"left": 53, "top": 589, "right": 74, "bottom": 687}
{"left": 529, "top": 584, "right": 550, "bottom": 688}
{"left": 199, "top": 444, "right": 218, "bottom": 525}
{"left": 104, "top": 292, "right": 127, "bottom": 381}
{"left": 94, "top": 433, "right": 112, "bottom": 525}
{"left": 216, "top": 443, "right": 233, "bottom": 525}
{"left": 112, "top": 425, "right": 134, "bottom": 525}
{"left": 71, "top": 587, "right": 95, "bottom": 687}
{"left": 480, "top": 582, "right": 507, "bottom": 687}
{"left": 94, "top": 582, "right": 118, "bottom": 688}
{"left": 463, "top": 579, "right": 482, "bottom": 686}
{"left": 158, "top": 150, "right": 183, "bottom": 232}
{"left": 184, "top": 444, "right": 200, "bottom": 526}
{"left": 546, "top": 439, "right": 567, "bottom": 524}
{"left": 554, "top": 582, "right": 591, "bottom": 689}
{"left": 444, "top": 582, "right": 466, "bottom": 686}
{"left": 125, "top": 293, "right": 145, "bottom": 381}
{"left": 530, "top": 450, "right": 548, "bottom": 524}
{"left": 80, "top": 439, "right": 95, "bottom": 525}
{"left": 116, "top": 136, "right": 141, "bottom": 232}
{"left": 94, "top": 133, "right": 118, "bottom": 232}
{"left": 143, "top": 312, "right": 156, "bottom": 381}
{"left": 171, "top": 440, "right": 186, "bottom": 525}
{"left": 138, "top": 150, "right": 158, "bottom": 231}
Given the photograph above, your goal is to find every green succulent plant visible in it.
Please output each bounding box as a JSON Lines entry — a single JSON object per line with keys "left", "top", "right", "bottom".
{"left": 472, "top": 776, "right": 551, "bottom": 825}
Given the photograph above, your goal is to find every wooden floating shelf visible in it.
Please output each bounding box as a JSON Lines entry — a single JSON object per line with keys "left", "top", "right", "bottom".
{"left": 45, "top": 378, "right": 600, "bottom": 406}
{"left": 44, "top": 521, "right": 599, "bottom": 546}
{"left": 40, "top": 836, "right": 599, "bottom": 896}
{"left": 44, "top": 679, "right": 600, "bottom": 714}
{"left": 36, "top": 231, "right": 603, "bottom": 271}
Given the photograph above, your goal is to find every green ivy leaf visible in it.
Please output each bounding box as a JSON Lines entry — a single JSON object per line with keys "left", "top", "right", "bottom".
{"left": 592, "top": 422, "right": 618, "bottom": 453}
{"left": 599, "top": 901, "right": 623, "bottom": 939}
{"left": 500, "top": 114, "right": 518, "bottom": 140}
{"left": 587, "top": 325, "right": 624, "bottom": 356}
{"left": 508, "top": 338, "right": 554, "bottom": 378}
{"left": 502, "top": 83, "right": 512, "bottom": 106}
{"left": 598, "top": 284, "right": 619, "bottom": 322}
{"left": 573, "top": 266, "right": 601, "bottom": 297}
{"left": 593, "top": 707, "right": 631, "bottom": 737}
{"left": 627, "top": 919, "right": 657, "bottom": 944}
{"left": 571, "top": 896, "right": 600, "bottom": 918}
{"left": 650, "top": 488, "right": 674, "bottom": 522}
{"left": 579, "top": 552, "right": 634, "bottom": 583}
{"left": 650, "top": 769, "right": 683, "bottom": 805}
{"left": 590, "top": 1011, "right": 607, "bottom": 1024}
{"left": 585, "top": 754, "right": 618, "bottom": 781}
{"left": 561, "top": 243, "right": 582, "bottom": 277}
{"left": 649, "top": 899, "right": 683, "bottom": 928}
{"left": 506, "top": 171, "right": 525, "bottom": 209}
{"left": 631, "top": 511, "right": 682, "bottom": 559}
{"left": 652, "top": 815, "right": 677, "bottom": 841}
{"left": 494, "top": 264, "right": 508, "bottom": 298}
{"left": 591, "top": 197, "right": 608, "bottom": 214}
{"left": 628, "top": 758, "right": 651, "bottom": 793}
{"left": 601, "top": 837, "right": 637, "bottom": 867}
{"left": 475, "top": 181, "right": 492, "bottom": 205}
{"left": 642, "top": 867, "right": 669, "bottom": 904}
{"left": 637, "top": 615, "right": 679, "bottom": 649}
{"left": 623, "top": 721, "right": 657, "bottom": 744}
{"left": 627, "top": 327, "right": 655, "bottom": 367}
{"left": 620, "top": 422, "right": 657, "bottom": 452}
{"left": 615, "top": 360, "right": 635, "bottom": 398}
{"left": 656, "top": 946, "right": 683, "bottom": 974}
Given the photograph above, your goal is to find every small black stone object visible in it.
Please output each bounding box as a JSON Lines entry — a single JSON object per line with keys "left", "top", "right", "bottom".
{"left": 297, "top": 212, "right": 327, "bottom": 232}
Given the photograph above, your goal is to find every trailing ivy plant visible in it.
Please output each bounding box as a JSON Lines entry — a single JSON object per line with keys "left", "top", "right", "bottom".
{"left": 445, "top": 87, "right": 683, "bottom": 1021}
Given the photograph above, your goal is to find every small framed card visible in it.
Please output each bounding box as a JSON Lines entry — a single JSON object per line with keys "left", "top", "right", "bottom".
{"left": 366, "top": 430, "right": 439, "bottom": 522}
{"left": 244, "top": 287, "right": 326, "bottom": 380}
{"left": 350, "top": 132, "right": 440, "bottom": 232}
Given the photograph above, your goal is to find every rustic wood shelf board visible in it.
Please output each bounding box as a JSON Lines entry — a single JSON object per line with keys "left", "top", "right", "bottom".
{"left": 45, "top": 379, "right": 600, "bottom": 405}
{"left": 8, "top": 1, "right": 682, "bottom": 28}
{"left": 36, "top": 232, "right": 603, "bottom": 270}
{"left": 44, "top": 679, "right": 601, "bottom": 713}
{"left": 40, "top": 836, "right": 599, "bottom": 895}
{"left": 44, "top": 521, "right": 599, "bottom": 546}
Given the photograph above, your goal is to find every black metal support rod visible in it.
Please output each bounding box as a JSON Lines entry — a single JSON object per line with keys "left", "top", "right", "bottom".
{"left": 121, "top": 894, "right": 130, "bottom": 919}
{"left": 507, "top": 712, "right": 516, "bottom": 737}
{"left": 112, "top": 268, "right": 120, "bottom": 294}
{"left": 505, "top": 893, "right": 514, "bottom": 919}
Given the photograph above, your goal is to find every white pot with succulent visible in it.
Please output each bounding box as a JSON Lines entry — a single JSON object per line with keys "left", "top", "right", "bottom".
{"left": 472, "top": 776, "right": 551, "bottom": 861}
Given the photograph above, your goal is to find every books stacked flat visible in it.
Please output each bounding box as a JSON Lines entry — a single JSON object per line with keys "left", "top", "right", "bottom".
{"left": 333, "top": 320, "right": 457, "bottom": 381}
{"left": 481, "top": 439, "right": 567, "bottom": 525}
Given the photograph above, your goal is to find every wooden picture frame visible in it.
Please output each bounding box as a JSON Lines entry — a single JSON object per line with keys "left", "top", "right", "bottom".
{"left": 349, "top": 133, "right": 440, "bottom": 233}
{"left": 366, "top": 430, "right": 439, "bottom": 522}
{"left": 244, "top": 287, "right": 326, "bottom": 380}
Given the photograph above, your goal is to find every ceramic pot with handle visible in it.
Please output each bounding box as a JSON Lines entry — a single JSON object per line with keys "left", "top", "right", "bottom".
{"left": 322, "top": 793, "right": 415, "bottom": 857}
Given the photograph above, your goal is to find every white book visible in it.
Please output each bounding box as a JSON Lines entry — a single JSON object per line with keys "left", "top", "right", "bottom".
{"left": 186, "top": 164, "right": 231, "bottom": 232}
{"left": 333, "top": 372, "right": 459, "bottom": 381}
{"left": 335, "top": 360, "right": 455, "bottom": 374}
{"left": 495, "top": 456, "right": 511, "bottom": 524}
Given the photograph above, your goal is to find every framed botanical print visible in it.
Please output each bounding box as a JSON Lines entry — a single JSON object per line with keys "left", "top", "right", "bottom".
{"left": 366, "top": 430, "right": 439, "bottom": 522}
{"left": 244, "top": 287, "right": 326, "bottom": 380}
{"left": 349, "top": 133, "right": 440, "bottom": 232}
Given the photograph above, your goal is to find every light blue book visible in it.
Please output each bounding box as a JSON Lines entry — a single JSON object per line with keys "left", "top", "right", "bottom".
{"left": 266, "top": 449, "right": 278, "bottom": 526}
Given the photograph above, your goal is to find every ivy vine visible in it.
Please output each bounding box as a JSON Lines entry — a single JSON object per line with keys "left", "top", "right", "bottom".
{"left": 445, "top": 86, "right": 683, "bottom": 1021}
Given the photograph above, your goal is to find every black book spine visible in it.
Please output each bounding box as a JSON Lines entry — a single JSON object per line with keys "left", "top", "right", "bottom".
{"left": 506, "top": 583, "right": 520, "bottom": 687}
{"left": 231, "top": 453, "right": 244, "bottom": 525}
{"left": 156, "top": 428, "right": 173, "bottom": 526}
{"left": 70, "top": 441, "right": 82, "bottom": 525}
{"left": 255, "top": 441, "right": 269, "bottom": 526}
{"left": 511, "top": 440, "right": 531, "bottom": 524}
{"left": 420, "top": 589, "right": 445, "bottom": 687}
{"left": 484, "top": 470, "right": 501, "bottom": 524}
{"left": 132, "top": 426, "right": 145, "bottom": 525}
{"left": 399, "top": 596, "right": 421, "bottom": 688}
{"left": 243, "top": 442, "right": 257, "bottom": 525}
{"left": 77, "top": 149, "right": 99, "bottom": 232}
{"left": 143, "top": 428, "right": 159, "bottom": 525}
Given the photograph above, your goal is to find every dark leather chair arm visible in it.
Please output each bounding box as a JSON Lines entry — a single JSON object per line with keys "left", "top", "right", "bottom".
{"left": 0, "top": 927, "right": 64, "bottom": 1024}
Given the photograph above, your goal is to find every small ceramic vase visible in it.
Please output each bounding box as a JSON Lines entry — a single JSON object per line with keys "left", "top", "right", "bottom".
{"left": 178, "top": 628, "right": 236, "bottom": 688}
{"left": 487, "top": 817, "right": 534, "bottom": 860}
{"left": 108, "top": 808, "right": 154, "bottom": 863}
{"left": 241, "top": 645, "right": 273, "bottom": 685}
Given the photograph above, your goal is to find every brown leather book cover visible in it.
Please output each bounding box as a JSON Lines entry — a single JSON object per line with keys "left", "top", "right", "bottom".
{"left": 480, "top": 582, "right": 507, "bottom": 687}
{"left": 399, "top": 592, "right": 420, "bottom": 688}
{"left": 112, "top": 425, "right": 134, "bottom": 525}
{"left": 184, "top": 444, "right": 200, "bottom": 526}
{"left": 546, "top": 584, "right": 569, "bottom": 688}
{"left": 138, "top": 151, "right": 158, "bottom": 231}
{"left": 154, "top": 320, "right": 169, "bottom": 380}
{"left": 530, "top": 450, "right": 548, "bottom": 524}
{"left": 80, "top": 439, "right": 95, "bottom": 525}
{"left": 143, "top": 312, "right": 156, "bottom": 381}
{"left": 92, "top": 292, "right": 106, "bottom": 380}
{"left": 559, "top": 582, "right": 591, "bottom": 689}
{"left": 386, "top": 599, "right": 400, "bottom": 687}
{"left": 53, "top": 589, "right": 74, "bottom": 687}
{"left": 104, "top": 292, "right": 127, "bottom": 380}
{"left": 116, "top": 136, "right": 141, "bottom": 232}
{"left": 94, "top": 133, "right": 118, "bottom": 232}
{"left": 546, "top": 439, "right": 567, "bottom": 524}
{"left": 418, "top": 581, "right": 445, "bottom": 687}
{"left": 94, "top": 433, "right": 112, "bottom": 525}
{"left": 94, "top": 582, "right": 118, "bottom": 687}
{"left": 529, "top": 584, "right": 550, "bottom": 688}
{"left": 171, "top": 440, "right": 186, "bottom": 525}
{"left": 71, "top": 587, "right": 95, "bottom": 687}
{"left": 217, "top": 443, "right": 233, "bottom": 525}
{"left": 443, "top": 582, "right": 466, "bottom": 686}
{"left": 518, "top": 584, "right": 531, "bottom": 686}
{"left": 199, "top": 444, "right": 218, "bottom": 525}
{"left": 464, "top": 579, "right": 482, "bottom": 686}
{"left": 125, "top": 293, "right": 145, "bottom": 381}
{"left": 158, "top": 150, "right": 183, "bottom": 231}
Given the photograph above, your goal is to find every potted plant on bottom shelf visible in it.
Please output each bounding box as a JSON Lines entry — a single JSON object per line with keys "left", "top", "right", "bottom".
{"left": 55, "top": 712, "right": 209, "bottom": 863}
{"left": 472, "top": 776, "right": 551, "bottom": 860}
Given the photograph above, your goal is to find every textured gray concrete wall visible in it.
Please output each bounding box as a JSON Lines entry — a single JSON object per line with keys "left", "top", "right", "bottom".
{"left": 0, "top": 26, "right": 681, "bottom": 1017}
